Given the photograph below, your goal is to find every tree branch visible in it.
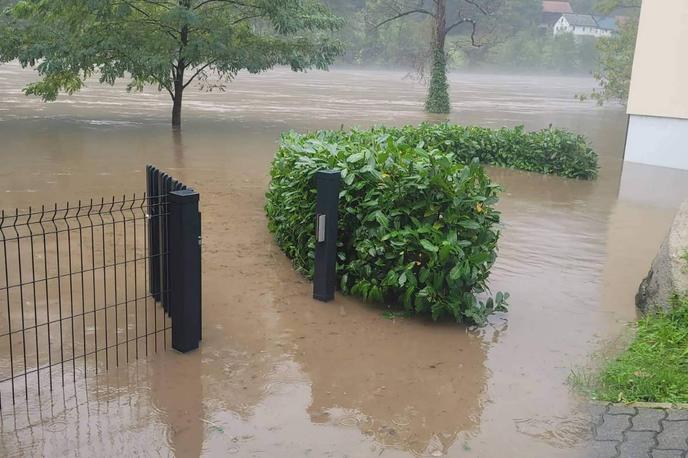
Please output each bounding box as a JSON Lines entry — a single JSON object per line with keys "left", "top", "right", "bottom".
{"left": 463, "top": 0, "right": 490, "bottom": 16}
{"left": 165, "top": 84, "right": 175, "bottom": 100}
{"left": 232, "top": 14, "right": 263, "bottom": 25}
{"left": 445, "top": 18, "right": 467, "bottom": 34}
{"left": 193, "top": 0, "right": 256, "bottom": 11}
{"left": 183, "top": 60, "right": 216, "bottom": 89}
{"left": 114, "top": 1, "right": 180, "bottom": 39}
{"left": 375, "top": 8, "right": 434, "bottom": 28}
{"left": 467, "top": 19, "right": 480, "bottom": 46}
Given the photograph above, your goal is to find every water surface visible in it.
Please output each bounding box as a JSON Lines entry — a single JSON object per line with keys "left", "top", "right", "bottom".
{"left": 1, "top": 62, "right": 687, "bottom": 457}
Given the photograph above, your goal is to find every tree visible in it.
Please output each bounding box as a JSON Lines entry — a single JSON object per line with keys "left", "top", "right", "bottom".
{"left": 371, "top": 0, "right": 501, "bottom": 114}
{"left": 0, "top": 0, "right": 343, "bottom": 128}
{"left": 582, "top": 0, "right": 641, "bottom": 105}
{"left": 587, "top": 18, "right": 637, "bottom": 104}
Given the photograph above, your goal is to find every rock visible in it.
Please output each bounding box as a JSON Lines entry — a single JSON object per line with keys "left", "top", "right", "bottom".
{"left": 636, "top": 200, "right": 688, "bottom": 313}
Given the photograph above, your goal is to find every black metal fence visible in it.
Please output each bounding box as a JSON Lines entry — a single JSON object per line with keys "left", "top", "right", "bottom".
{"left": 0, "top": 165, "right": 201, "bottom": 409}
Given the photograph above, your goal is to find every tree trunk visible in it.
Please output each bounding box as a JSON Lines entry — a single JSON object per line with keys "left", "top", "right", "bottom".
{"left": 425, "top": 0, "right": 451, "bottom": 114}
{"left": 172, "top": 58, "right": 186, "bottom": 128}
{"left": 172, "top": 84, "right": 183, "bottom": 128}
{"left": 172, "top": 8, "right": 190, "bottom": 129}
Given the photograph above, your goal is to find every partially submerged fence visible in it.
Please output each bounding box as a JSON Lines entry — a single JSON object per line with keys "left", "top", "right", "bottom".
{"left": 0, "top": 165, "right": 201, "bottom": 408}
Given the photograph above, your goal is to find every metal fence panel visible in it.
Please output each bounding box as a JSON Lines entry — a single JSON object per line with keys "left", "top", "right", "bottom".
{"left": 0, "top": 165, "right": 201, "bottom": 410}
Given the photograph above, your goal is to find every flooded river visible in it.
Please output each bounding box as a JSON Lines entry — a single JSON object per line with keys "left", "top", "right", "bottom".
{"left": 1, "top": 62, "right": 688, "bottom": 457}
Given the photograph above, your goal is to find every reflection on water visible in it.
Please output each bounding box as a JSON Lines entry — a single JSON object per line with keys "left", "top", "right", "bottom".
{"left": 294, "top": 305, "right": 487, "bottom": 456}
{"left": 1, "top": 61, "right": 688, "bottom": 456}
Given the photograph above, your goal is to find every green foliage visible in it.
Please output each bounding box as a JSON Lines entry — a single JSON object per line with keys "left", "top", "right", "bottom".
{"left": 586, "top": 17, "right": 638, "bottom": 105}
{"left": 0, "top": 0, "right": 343, "bottom": 125}
{"left": 363, "top": 0, "right": 501, "bottom": 114}
{"left": 425, "top": 48, "right": 450, "bottom": 113}
{"left": 324, "top": 0, "right": 597, "bottom": 73}
{"left": 325, "top": 0, "right": 431, "bottom": 66}
{"left": 390, "top": 123, "right": 599, "bottom": 179}
{"left": 576, "top": 0, "right": 641, "bottom": 105}
{"left": 580, "top": 297, "right": 688, "bottom": 403}
{"left": 265, "top": 127, "right": 508, "bottom": 325}
{"left": 486, "top": 30, "right": 599, "bottom": 73}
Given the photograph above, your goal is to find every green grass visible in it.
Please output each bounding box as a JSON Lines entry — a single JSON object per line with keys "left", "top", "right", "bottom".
{"left": 576, "top": 297, "right": 688, "bottom": 404}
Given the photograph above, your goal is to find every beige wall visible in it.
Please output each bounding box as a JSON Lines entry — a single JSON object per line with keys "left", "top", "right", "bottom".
{"left": 627, "top": 0, "right": 688, "bottom": 120}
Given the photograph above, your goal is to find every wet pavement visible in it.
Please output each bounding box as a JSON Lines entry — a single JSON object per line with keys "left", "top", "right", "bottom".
{"left": 588, "top": 405, "right": 688, "bottom": 457}
{"left": 1, "top": 62, "right": 688, "bottom": 456}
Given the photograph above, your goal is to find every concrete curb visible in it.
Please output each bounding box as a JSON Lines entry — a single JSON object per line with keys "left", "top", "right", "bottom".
{"left": 591, "top": 400, "right": 688, "bottom": 410}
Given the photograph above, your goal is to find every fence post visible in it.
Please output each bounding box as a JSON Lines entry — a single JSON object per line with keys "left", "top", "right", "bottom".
{"left": 147, "top": 166, "right": 161, "bottom": 301}
{"left": 168, "top": 189, "right": 202, "bottom": 353}
{"left": 161, "top": 173, "right": 172, "bottom": 313}
{"left": 313, "top": 170, "right": 341, "bottom": 302}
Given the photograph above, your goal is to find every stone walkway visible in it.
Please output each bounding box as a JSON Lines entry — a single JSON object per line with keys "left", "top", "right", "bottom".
{"left": 589, "top": 404, "right": 688, "bottom": 457}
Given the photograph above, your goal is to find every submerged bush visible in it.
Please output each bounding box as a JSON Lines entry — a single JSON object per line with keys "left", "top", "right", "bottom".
{"left": 266, "top": 128, "right": 508, "bottom": 325}
{"left": 393, "top": 123, "right": 598, "bottom": 179}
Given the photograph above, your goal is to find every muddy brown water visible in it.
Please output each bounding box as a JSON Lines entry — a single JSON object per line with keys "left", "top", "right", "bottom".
{"left": 1, "top": 62, "right": 688, "bottom": 457}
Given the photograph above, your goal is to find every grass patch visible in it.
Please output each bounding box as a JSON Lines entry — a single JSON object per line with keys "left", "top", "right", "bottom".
{"left": 576, "top": 297, "right": 688, "bottom": 404}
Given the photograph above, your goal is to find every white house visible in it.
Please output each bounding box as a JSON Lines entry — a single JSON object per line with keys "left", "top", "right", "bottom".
{"left": 553, "top": 14, "right": 615, "bottom": 38}
{"left": 624, "top": 0, "right": 688, "bottom": 170}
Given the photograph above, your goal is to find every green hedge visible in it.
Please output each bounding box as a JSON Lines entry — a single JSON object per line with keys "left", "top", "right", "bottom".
{"left": 266, "top": 128, "right": 508, "bottom": 325}
{"left": 394, "top": 123, "right": 598, "bottom": 179}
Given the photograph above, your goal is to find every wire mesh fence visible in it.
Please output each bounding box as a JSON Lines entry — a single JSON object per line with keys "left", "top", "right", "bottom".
{"left": 0, "top": 165, "right": 201, "bottom": 410}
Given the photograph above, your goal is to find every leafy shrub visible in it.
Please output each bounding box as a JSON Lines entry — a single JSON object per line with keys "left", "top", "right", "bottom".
{"left": 393, "top": 123, "right": 598, "bottom": 179}
{"left": 266, "top": 128, "right": 507, "bottom": 325}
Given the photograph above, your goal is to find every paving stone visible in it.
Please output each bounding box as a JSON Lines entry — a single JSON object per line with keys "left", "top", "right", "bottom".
{"left": 597, "top": 414, "right": 632, "bottom": 441}
{"left": 609, "top": 405, "right": 637, "bottom": 415}
{"left": 652, "top": 450, "right": 684, "bottom": 458}
{"left": 617, "top": 431, "right": 655, "bottom": 458}
{"left": 656, "top": 420, "right": 688, "bottom": 450}
{"left": 665, "top": 410, "right": 688, "bottom": 421}
{"left": 586, "top": 440, "right": 618, "bottom": 458}
{"left": 589, "top": 404, "right": 609, "bottom": 423}
{"left": 632, "top": 409, "right": 666, "bottom": 432}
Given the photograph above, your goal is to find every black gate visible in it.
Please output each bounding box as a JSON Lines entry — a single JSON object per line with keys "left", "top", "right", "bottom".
{"left": 0, "top": 165, "right": 201, "bottom": 408}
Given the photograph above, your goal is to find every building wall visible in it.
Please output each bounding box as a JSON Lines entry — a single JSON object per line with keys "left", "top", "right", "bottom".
{"left": 627, "top": 0, "right": 688, "bottom": 121}
{"left": 625, "top": 115, "right": 688, "bottom": 170}
{"left": 625, "top": 0, "right": 688, "bottom": 169}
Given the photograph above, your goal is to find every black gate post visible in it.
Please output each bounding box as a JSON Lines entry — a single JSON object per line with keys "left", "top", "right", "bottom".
{"left": 313, "top": 170, "right": 341, "bottom": 302}
{"left": 168, "top": 189, "right": 202, "bottom": 353}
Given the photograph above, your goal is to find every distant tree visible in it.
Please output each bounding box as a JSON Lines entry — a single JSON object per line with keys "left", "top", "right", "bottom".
{"left": 580, "top": 0, "right": 641, "bottom": 105}
{"left": 0, "top": 0, "right": 343, "bottom": 128}
{"left": 370, "top": 0, "right": 502, "bottom": 114}
{"left": 586, "top": 18, "right": 637, "bottom": 104}
{"left": 595, "top": 0, "right": 641, "bottom": 15}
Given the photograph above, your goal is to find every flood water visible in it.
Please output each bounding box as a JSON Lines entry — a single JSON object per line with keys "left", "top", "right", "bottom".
{"left": 1, "top": 62, "right": 688, "bottom": 457}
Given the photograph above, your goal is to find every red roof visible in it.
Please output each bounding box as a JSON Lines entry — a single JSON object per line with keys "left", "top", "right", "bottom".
{"left": 542, "top": 1, "right": 573, "bottom": 14}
